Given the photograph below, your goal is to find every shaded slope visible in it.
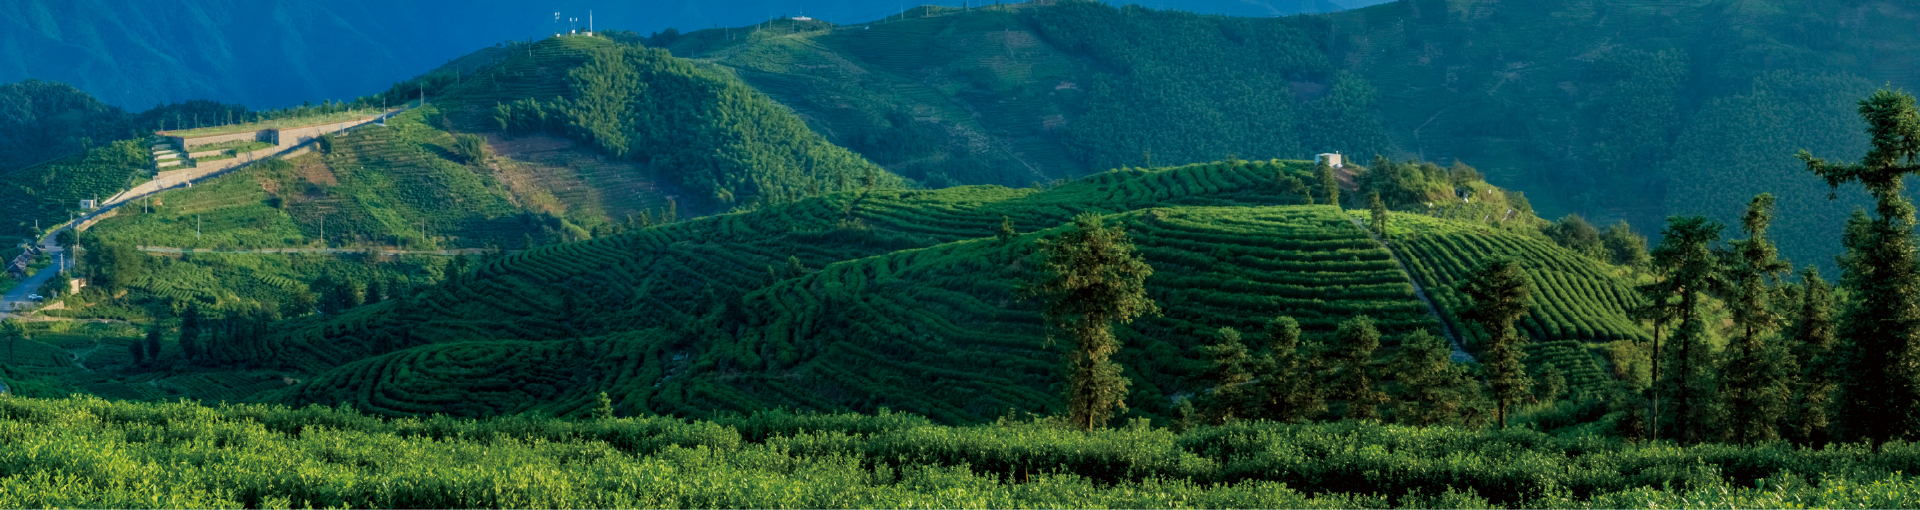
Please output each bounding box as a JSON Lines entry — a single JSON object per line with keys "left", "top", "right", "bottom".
{"left": 667, "top": 2, "right": 1382, "bottom": 188}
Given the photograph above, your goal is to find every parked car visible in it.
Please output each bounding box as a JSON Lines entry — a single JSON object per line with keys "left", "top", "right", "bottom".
{"left": 26, "top": 294, "right": 43, "bottom": 301}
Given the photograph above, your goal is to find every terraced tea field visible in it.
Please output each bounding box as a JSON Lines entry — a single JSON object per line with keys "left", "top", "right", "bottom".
{"left": 243, "top": 160, "right": 1514, "bottom": 422}
{"left": 1387, "top": 212, "right": 1648, "bottom": 348}
{"left": 1385, "top": 212, "right": 1645, "bottom": 397}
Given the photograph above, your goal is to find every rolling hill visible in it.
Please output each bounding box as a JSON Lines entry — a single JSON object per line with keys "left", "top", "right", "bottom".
{"left": 656, "top": 0, "right": 1919, "bottom": 273}
{"left": 200, "top": 159, "right": 1643, "bottom": 424}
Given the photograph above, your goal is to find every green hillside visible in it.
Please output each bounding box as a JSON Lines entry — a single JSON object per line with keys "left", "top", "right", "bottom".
{"left": 661, "top": 3, "right": 1382, "bottom": 189}
{"left": 1327, "top": 0, "right": 1920, "bottom": 272}
{"left": 201, "top": 159, "right": 1662, "bottom": 425}
{"left": 656, "top": 0, "right": 1918, "bottom": 271}
{"left": 432, "top": 35, "right": 908, "bottom": 212}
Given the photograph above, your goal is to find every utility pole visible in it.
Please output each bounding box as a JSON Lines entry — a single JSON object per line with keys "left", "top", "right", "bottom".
{"left": 196, "top": 215, "right": 201, "bottom": 238}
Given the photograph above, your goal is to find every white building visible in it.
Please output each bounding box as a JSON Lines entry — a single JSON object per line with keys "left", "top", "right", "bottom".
{"left": 1316, "top": 153, "right": 1344, "bottom": 168}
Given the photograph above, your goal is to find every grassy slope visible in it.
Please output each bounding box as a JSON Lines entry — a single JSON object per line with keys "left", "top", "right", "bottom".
{"left": 236, "top": 160, "right": 1637, "bottom": 424}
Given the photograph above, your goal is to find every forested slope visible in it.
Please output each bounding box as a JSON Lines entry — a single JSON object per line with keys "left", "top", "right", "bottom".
{"left": 1320, "top": 0, "right": 1919, "bottom": 270}
{"left": 434, "top": 35, "right": 908, "bottom": 212}
{"left": 661, "top": 2, "right": 1387, "bottom": 188}
{"left": 662, "top": 0, "right": 1919, "bottom": 271}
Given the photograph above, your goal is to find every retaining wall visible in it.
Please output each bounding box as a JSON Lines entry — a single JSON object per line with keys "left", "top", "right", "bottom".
{"left": 271, "top": 115, "right": 384, "bottom": 146}
{"left": 171, "top": 131, "right": 269, "bottom": 151}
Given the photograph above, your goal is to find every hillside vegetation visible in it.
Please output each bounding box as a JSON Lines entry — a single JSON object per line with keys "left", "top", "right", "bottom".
{"left": 662, "top": 3, "right": 1387, "bottom": 189}
{"left": 435, "top": 35, "right": 907, "bottom": 212}
{"left": 0, "top": 396, "right": 1917, "bottom": 508}
{"left": 206, "top": 159, "right": 1650, "bottom": 425}
{"left": 658, "top": 0, "right": 1918, "bottom": 271}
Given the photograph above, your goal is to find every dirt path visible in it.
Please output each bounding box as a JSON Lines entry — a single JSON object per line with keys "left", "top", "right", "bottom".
{"left": 1347, "top": 214, "right": 1476, "bottom": 363}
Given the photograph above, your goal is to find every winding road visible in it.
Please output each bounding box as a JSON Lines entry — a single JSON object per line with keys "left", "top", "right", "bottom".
{"left": 0, "top": 107, "right": 412, "bottom": 320}
{"left": 1, "top": 240, "right": 64, "bottom": 320}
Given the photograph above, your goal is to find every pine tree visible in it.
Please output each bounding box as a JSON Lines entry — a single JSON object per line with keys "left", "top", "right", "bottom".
{"left": 1787, "top": 266, "right": 1838, "bottom": 444}
{"left": 364, "top": 278, "right": 385, "bottom": 306}
{"left": 594, "top": 392, "right": 615, "bottom": 420}
{"left": 787, "top": 255, "right": 806, "bottom": 277}
{"left": 1389, "top": 329, "right": 1482, "bottom": 427}
{"left": 144, "top": 325, "right": 163, "bottom": 363}
{"left": 1328, "top": 315, "right": 1387, "bottom": 421}
{"left": 1317, "top": 159, "right": 1341, "bottom": 207}
{"left": 1718, "top": 193, "right": 1796, "bottom": 444}
{"left": 1028, "top": 213, "right": 1160, "bottom": 431}
{"left": 179, "top": 304, "right": 202, "bottom": 361}
{"left": 1251, "top": 316, "right": 1325, "bottom": 422}
{"left": 1644, "top": 215, "right": 1723, "bottom": 443}
{"left": 1198, "top": 327, "right": 1254, "bottom": 424}
{"left": 1462, "top": 258, "right": 1533, "bottom": 429}
{"left": 1368, "top": 191, "right": 1388, "bottom": 238}
{"left": 1798, "top": 89, "right": 1920, "bottom": 445}
{"left": 997, "top": 215, "right": 1018, "bottom": 242}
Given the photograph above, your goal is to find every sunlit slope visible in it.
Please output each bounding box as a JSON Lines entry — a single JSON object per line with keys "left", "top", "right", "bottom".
{"left": 265, "top": 203, "right": 1438, "bottom": 422}
{"left": 89, "top": 106, "right": 534, "bottom": 250}
{"left": 1388, "top": 212, "right": 1646, "bottom": 397}
{"left": 429, "top": 34, "right": 906, "bottom": 211}
{"left": 241, "top": 160, "right": 1317, "bottom": 373}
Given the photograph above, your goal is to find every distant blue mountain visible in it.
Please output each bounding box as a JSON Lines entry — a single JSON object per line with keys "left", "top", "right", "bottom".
{"left": 0, "top": 0, "right": 1389, "bottom": 110}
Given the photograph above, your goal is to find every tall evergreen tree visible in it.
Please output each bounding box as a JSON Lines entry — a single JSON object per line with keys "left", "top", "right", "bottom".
{"left": 1389, "top": 329, "right": 1483, "bottom": 427}
{"left": 1643, "top": 216, "right": 1724, "bottom": 443}
{"left": 1462, "top": 258, "right": 1533, "bottom": 429}
{"left": 1798, "top": 89, "right": 1920, "bottom": 445}
{"left": 1368, "top": 191, "right": 1388, "bottom": 238}
{"left": 143, "top": 324, "right": 163, "bottom": 363}
{"left": 1328, "top": 315, "right": 1388, "bottom": 421}
{"left": 1198, "top": 327, "right": 1254, "bottom": 424}
{"left": 179, "top": 303, "right": 202, "bottom": 361}
{"left": 364, "top": 278, "right": 385, "bottom": 306}
{"left": 1787, "top": 266, "right": 1838, "bottom": 444}
{"left": 1251, "top": 316, "right": 1325, "bottom": 422}
{"left": 1718, "top": 194, "right": 1796, "bottom": 444}
{"left": 1317, "top": 159, "right": 1341, "bottom": 207}
{"left": 1029, "top": 213, "right": 1160, "bottom": 431}
{"left": 997, "top": 215, "right": 1018, "bottom": 242}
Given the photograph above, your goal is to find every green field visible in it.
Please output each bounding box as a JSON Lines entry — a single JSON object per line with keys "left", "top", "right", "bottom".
{"left": 0, "top": 395, "right": 1916, "bottom": 508}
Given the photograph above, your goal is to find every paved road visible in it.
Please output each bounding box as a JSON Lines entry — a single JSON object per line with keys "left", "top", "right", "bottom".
{"left": 1, "top": 243, "right": 64, "bottom": 320}
{"left": 0, "top": 106, "right": 414, "bottom": 320}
